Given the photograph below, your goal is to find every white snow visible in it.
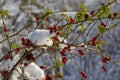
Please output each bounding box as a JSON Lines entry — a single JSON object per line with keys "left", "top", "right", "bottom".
{"left": 12, "top": 54, "right": 20, "bottom": 65}
{"left": 58, "top": 37, "right": 67, "bottom": 49}
{"left": 12, "top": 63, "right": 45, "bottom": 80}
{"left": 28, "top": 29, "right": 55, "bottom": 47}
{"left": 11, "top": 54, "right": 45, "bottom": 80}
{"left": 11, "top": 74, "right": 18, "bottom": 80}
{"left": 13, "top": 66, "right": 22, "bottom": 77}
{"left": 28, "top": 29, "right": 69, "bottom": 49}
{"left": 24, "top": 62, "right": 45, "bottom": 80}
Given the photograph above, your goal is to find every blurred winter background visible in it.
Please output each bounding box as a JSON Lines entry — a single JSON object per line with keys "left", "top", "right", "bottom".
{"left": 0, "top": 0, "right": 120, "bottom": 80}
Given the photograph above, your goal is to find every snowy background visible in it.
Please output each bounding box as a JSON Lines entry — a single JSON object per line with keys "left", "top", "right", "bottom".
{"left": 0, "top": 0, "right": 120, "bottom": 80}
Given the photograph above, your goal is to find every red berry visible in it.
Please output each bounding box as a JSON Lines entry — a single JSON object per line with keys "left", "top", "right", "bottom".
{"left": 102, "top": 56, "right": 111, "bottom": 64}
{"left": 4, "top": 27, "right": 8, "bottom": 32}
{"left": 15, "top": 48, "right": 20, "bottom": 52}
{"left": 26, "top": 39, "right": 31, "bottom": 44}
{"left": 26, "top": 39, "right": 33, "bottom": 47}
{"left": 66, "top": 45, "right": 71, "bottom": 52}
{"left": 113, "top": 13, "right": 118, "bottom": 17}
{"left": 101, "top": 22, "right": 106, "bottom": 27}
{"left": 69, "top": 18, "right": 75, "bottom": 23}
{"left": 78, "top": 50, "right": 85, "bottom": 56}
{"left": 67, "top": 44, "right": 71, "bottom": 48}
{"left": 61, "top": 46, "right": 71, "bottom": 53}
{"left": 35, "top": 17, "right": 40, "bottom": 20}
{"left": 5, "top": 54, "right": 13, "bottom": 60}
{"left": 62, "top": 57, "right": 68, "bottom": 64}
{"left": 21, "top": 37, "right": 25, "bottom": 42}
{"left": 102, "top": 66, "right": 107, "bottom": 72}
{"left": 25, "top": 53, "right": 35, "bottom": 61}
{"left": 84, "top": 14, "right": 89, "bottom": 20}
{"left": 65, "top": 46, "right": 71, "bottom": 52}
{"left": 53, "top": 25, "right": 59, "bottom": 30}
{"left": 56, "top": 32, "right": 61, "bottom": 36}
{"left": 24, "top": 63, "right": 28, "bottom": 67}
{"left": 41, "top": 25, "right": 45, "bottom": 29}
{"left": 90, "top": 10, "right": 95, "bottom": 16}
{"left": 104, "top": 56, "right": 111, "bottom": 61}
{"left": 40, "top": 66, "right": 46, "bottom": 70}
{"left": 21, "top": 38, "right": 33, "bottom": 47}
{"left": 50, "top": 47, "right": 55, "bottom": 51}
{"left": 45, "top": 74, "right": 54, "bottom": 80}
{"left": 49, "top": 27, "right": 54, "bottom": 33}
{"left": 45, "top": 17, "right": 49, "bottom": 21}
{"left": 60, "top": 50, "right": 66, "bottom": 56}
{"left": 49, "top": 27, "right": 53, "bottom": 30}
{"left": 80, "top": 70, "right": 87, "bottom": 78}
{"left": 102, "top": 58, "right": 107, "bottom": 64}
{"left": 91, "top": 36, "right": 98, "bottom": 46}
{"left": 1, "top": 70, "right": 9, "bottom": 77}
{"left": 53, "top": 37, "right": 59, "bottom": 43}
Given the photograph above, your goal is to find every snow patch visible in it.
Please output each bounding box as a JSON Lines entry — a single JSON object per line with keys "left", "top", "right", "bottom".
{"left": 24, "top": 62, "right": 45, "bottom": 80}
{"left": 28, "top": 29, "right": 55, "bottom": 46}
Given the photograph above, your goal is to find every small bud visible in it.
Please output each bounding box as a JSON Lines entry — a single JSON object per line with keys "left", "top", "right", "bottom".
{"left": 91, "top": 36, "right": 98, "bottom": 46}
{"left": 84, "top": 14, "right": 89, "bottom": 20}
{"left": 24, "top": 63, "right": 28, "bottom": 67}
{"left": 21, "top": 37, "right": 25, "bottom": 42}
{"left": 25, "top": 53, "right": 35, "bottom": 61}
{"left": 49, "top": 27, "right": 54, "bottom": 33}
{"left": 104, "top": 56, "right": 111, "bottom": 61}
{"left": 40, "top": 66, "right": 46, "bottom": 70}
{"left": 41, "top": 25, "right": 45, "bottom": 29}
{"left": 45, "top": 74, "right": 54, "bottom": 80}
{"left": 102, "top": 56, "right": 111, "bottom": 64}
{"left": 102, "top": 66, "right": 107, "bottom": 72}
{"left": 4, "top": 27, "right": 8, "bottom": 32}
{"left": 53, "top": 25, "right": 59, "bottom": 30}
{"left": 15, "top": 48, "right": 20, "bottom": 52}
{"left": 78, "top": 50, "right": 85, "bottom": 56}
{"left": 62, "top": 57, "right": 68, "bottom": 64}
{"left": 1, "top": 70, "right": 9, "bottom": 77}
{"left": 100, "top": 22, "right": 106, "bottom": 27}
{"left": 60, "top": 50, "right": 66, "bottom": 56}
{"left": 69, "top": 18, "right": 75, "bottom": 23}
{"left": 90, "top": 10, "right": 95, "bottom": 16}
{"left": 45, "top": 17, "right": 49, "bottom": 21}
{"left": 5, "top": 53, "right": 13, "bottom": 60}
{"left": 35, "top": 17, "right": 40, "bottom": 20}
{"left": 53, "top": 37, "right": 59, "bottom": 43}
{"left": 56, "top": 32, "right": 61, "bottom": 36}
{"left": 113, "top": 13, "right": 118, "bottom": 18}
{"left": 102, "top": 58, "right": 107, "bottom": 64}
{"left": 80, "top": 70, "right": 87, "bottom": 78}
